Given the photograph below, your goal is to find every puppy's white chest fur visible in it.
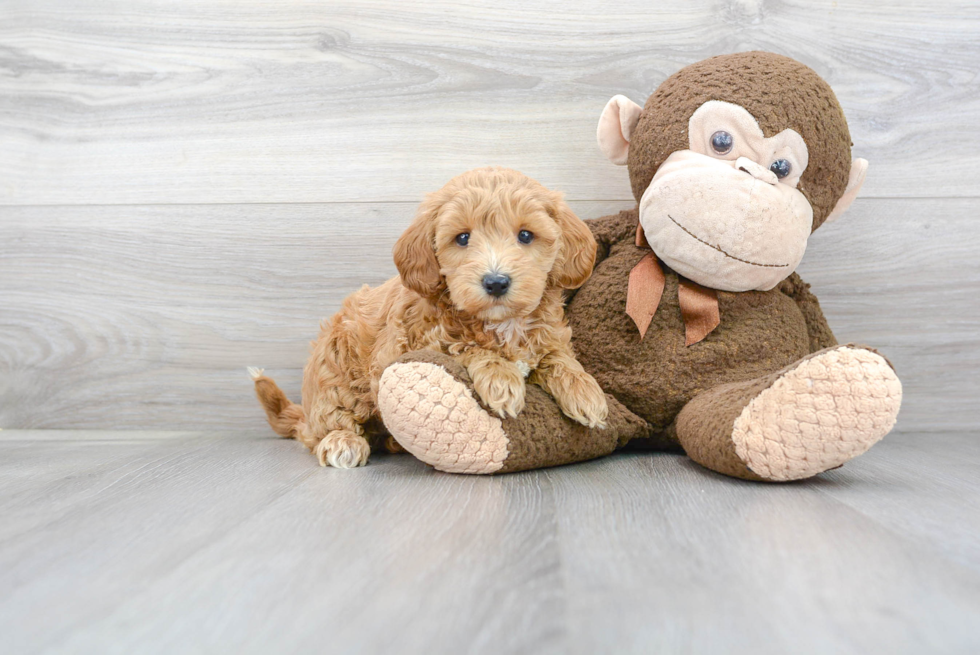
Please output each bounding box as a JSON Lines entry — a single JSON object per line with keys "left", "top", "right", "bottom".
{"left": 485, "top": 317, "right": 535, "bottom": 378}
{"left": 486, "top": 317, "right": 533, "bottom": 346}
{"left": 515, "top": 360, "right": 532, "bottom": 378}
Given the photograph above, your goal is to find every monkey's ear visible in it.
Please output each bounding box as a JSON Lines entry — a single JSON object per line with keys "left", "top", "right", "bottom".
{"left": 393, "top": 196, "right": 443, "bottom": 298}
{"left": 597, "top": 95, "right": 643, "bottom": 166}
{"left": 825, "top": 158, "right": 868, "bottom": 223}
{"left": 548, "top": 192, "right": 597, "bottom": 289}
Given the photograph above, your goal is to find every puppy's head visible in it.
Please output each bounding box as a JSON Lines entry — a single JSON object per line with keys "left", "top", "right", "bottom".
{"left": 393, "top": 167, "right": 596, "bottom": 322}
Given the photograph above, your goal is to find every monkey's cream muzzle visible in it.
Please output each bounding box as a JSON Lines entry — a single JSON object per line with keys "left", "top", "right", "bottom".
{"left": 638, "top": 150, "right": 813, "bottom": 292}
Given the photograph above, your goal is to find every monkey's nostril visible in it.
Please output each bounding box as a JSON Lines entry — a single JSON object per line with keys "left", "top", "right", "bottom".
{"left": 736, "top": 157, "right": 778, "bottom": 184}
{"left": 482, "top": 273, "right": 511, "bottom": 298}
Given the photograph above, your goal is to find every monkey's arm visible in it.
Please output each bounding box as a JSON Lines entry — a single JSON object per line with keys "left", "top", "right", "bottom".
{"left": 586, "top": 208, "right": 640, "bottom": 266}
{"left": 563, "top": 208, "right": 639, "bottom": 304}
{"left": 779, "top": 272, "right": 838, "bottom": 352}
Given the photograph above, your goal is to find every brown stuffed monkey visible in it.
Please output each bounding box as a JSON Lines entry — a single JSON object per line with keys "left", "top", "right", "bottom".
{"left": 376, "top": 52, "right": 902, "bottom": 481}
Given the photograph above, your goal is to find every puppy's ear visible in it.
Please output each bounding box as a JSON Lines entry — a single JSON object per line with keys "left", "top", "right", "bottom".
{"left": 548, "top": 192, "right": 597, "bottom": 289}
{"left": 393, "top": 195, "right": 443, "bottom": 298}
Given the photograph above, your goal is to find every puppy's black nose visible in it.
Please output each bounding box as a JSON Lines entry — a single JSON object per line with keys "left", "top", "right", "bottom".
{"left": 482, "top": 273, "right": 511, "bottom": 297}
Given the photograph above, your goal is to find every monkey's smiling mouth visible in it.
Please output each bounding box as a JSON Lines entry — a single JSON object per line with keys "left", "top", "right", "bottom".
{"left": 666, "top": 215, "right": 789, "bottom": 268}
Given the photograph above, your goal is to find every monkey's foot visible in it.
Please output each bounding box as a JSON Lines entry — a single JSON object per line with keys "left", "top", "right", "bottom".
{"left": 379, "top": 357, "right": 508, "bottom": 474}
{"left": 677, "top": 345, "right": 903, "bottom": 481}
{"left": 377, "top": 351, "right": 627, "bottom": 474}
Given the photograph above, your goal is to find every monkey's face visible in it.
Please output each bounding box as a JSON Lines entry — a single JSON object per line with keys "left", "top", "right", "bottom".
{"left": 597, "top": 54, "right": 869, "bottom": 293}
{"left": 638, "top": 101, "right": 813, "bottom": 292}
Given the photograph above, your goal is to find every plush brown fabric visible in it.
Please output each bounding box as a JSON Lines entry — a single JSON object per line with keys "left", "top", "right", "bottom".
{"left": 625, "top": 251, "right": 722, "bottom": 345}
{"left": 777, "top": 273, "right": 838, "bottom": 352}
{"left": 677, "top": 345, "right": 902, "bottom": 481}
{"left": 627, "top": 52, "right": 852, "bottom": 231}
{"left": 674, "top": 376, "right": 776, "bottom": 482}
{"left": 389, "top": 351, "right": 653, "bottom": 452}
{"left": 387, "top": 351, "right": 648, "bottom": 473}
{"left": 566, "top": 210, "right": 814, "bottom": 440}
{"left": 497, "top": 391, "right": 645, "bottom": 473}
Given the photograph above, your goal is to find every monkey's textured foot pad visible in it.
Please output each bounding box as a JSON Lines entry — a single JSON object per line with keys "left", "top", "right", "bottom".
{"left": 378, "top": 360, "right": 509, "bottom": 474}
{"left": 732, "top": 346, "right": 902, "bottom": 481}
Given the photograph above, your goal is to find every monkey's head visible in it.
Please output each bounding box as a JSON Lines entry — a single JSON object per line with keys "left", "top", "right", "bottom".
{"left": 597, "top": 52, "right": 867, "bottom": 292}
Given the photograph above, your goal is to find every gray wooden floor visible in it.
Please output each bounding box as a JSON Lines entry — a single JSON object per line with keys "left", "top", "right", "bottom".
{"left": 1, "top": 429, "right": 978, "bottom": 654}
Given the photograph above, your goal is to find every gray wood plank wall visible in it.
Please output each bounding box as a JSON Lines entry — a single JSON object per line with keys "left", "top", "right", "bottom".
{"left": 2, "top": 1, "right": 979, "bottom": 432}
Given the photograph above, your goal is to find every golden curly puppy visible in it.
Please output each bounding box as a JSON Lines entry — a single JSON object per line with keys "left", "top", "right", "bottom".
{"left": 251, "top": 167, "right": 608, "bottom": 468}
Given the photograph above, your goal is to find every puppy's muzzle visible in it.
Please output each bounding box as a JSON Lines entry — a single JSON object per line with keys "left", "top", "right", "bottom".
{"left": 482, "top": 273, "right": 511, "bottom": 298}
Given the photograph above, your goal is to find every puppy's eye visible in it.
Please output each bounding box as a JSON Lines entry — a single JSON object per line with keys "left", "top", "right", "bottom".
{"left": 454, "top": 232, "right": 470, "bottom": 246}
{"left": 770, "top": 159, "right": 792, "bottom": 179}
{"left": 517, "top": 230, "right": 534, "bottom": 244}
{"left": 710, "top": 131, "right": 734, "bottom": 155}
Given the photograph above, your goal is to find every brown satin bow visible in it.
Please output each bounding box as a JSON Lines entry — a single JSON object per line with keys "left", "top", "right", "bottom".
{"left": 626, "top": 223, "right": 721, "bottom": 346}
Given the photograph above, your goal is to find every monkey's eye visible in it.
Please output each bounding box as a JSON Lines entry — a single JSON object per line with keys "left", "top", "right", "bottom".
{"left": 455, "top": 232, "right": 470, "bottom": 246}
{"left": 769, "top": 159, "right": 792, "bottom": 179}
{"left": 710, "top": 131, "right": 734, "bottom": 155}
{"left": 518, "top": 229, "right": 534, "bottom": 244}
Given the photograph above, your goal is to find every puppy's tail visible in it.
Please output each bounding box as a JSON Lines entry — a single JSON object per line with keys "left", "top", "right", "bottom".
{"left": 248, "top": 367, "right": 306, "bottom": 440}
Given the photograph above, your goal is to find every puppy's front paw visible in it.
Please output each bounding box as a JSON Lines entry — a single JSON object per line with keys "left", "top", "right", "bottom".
{"left": 314, "top": 430, "right": 371, "bottom": 468}
{"left": 469, "top": 363, "right": 526, "bottom": 419}
{"left": 552, "top": 370, "right": 609, "bottom": 429}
